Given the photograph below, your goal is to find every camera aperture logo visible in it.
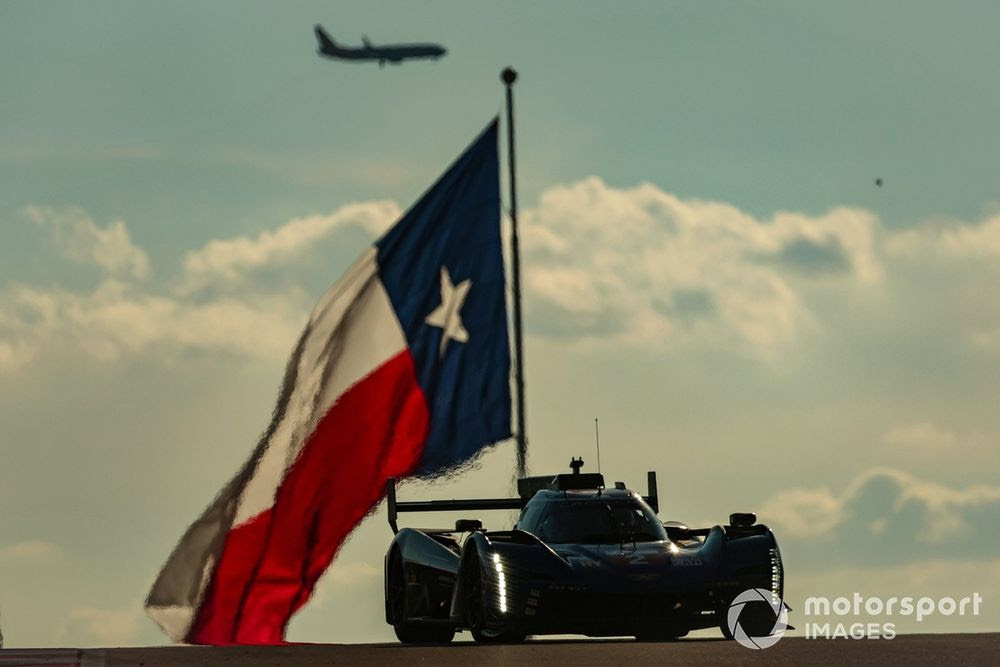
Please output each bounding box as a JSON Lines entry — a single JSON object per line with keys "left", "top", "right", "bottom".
{"left": 727, "top": 588, "right": 789, "bottom": 650}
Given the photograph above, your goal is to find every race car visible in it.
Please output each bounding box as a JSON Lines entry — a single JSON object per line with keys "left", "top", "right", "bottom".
{"left": 383, "top": 458, "right": 784, "bottom": 643}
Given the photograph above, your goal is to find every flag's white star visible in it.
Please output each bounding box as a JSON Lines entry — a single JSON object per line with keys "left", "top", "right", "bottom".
{"left": 425, "top": 267, "right": 472, "bottom": 358}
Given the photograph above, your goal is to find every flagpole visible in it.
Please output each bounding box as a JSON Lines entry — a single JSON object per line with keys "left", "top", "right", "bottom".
{"left": 502, "top": 67, "right": 527, "bottom": 479}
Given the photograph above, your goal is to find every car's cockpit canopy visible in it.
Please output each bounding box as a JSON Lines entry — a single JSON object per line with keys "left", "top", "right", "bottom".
{"left": 517, "top": 494, "right": 667, "bottom": 545}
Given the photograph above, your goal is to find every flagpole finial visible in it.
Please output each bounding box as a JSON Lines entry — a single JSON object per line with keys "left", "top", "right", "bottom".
{"left": 501, "top": 67, "right": 518, "bottom": 85}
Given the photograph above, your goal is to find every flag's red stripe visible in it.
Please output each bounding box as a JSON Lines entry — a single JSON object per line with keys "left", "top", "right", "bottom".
{"left": 187, "top": 349, "right": 428, "bottom": 644}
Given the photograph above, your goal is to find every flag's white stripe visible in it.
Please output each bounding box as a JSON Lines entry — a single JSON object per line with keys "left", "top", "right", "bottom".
{"left": 148, "top": 541, "right": 224, "bottom": 642}
{"left": 147, "top": 247, "right": 407, "bottom": 642}
{"left": 147, "top": 604, "right": 197, "bottom": 644}
{"left": 233, "top": 246, "right": 407, "bottom": 525}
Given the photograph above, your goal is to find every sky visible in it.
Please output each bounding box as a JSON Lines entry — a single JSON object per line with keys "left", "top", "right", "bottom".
{"left": 2, "top": 0, "right": 1000, "bottom": 647}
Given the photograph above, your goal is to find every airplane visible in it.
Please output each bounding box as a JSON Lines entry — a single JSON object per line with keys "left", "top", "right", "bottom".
{"left": 314, "top": 25, "right": 446, "bottom": 67}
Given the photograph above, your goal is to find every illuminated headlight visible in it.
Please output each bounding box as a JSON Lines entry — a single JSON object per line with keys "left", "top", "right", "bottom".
{"left": 769, "top": 547, "right": 783, "bottom": 603}
{"left": 492, "top": 552, "right": 507, "bottom": 614}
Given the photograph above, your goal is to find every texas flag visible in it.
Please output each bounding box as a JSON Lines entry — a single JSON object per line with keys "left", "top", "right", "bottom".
{"left": 146, "top": 120, "right": 512, "bottom": 644}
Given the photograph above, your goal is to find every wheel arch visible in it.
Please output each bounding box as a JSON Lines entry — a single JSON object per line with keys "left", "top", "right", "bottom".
{"left": 450, "top": 532, "right": 492, "bottom": 622}
{"left": 384, "top": 542, "right": 403, "bottom": 625}
{"left": 385, "top": 528, "right": 461, "bottom": 625}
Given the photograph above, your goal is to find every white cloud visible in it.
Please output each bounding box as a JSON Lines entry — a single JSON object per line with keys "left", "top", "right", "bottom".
{"left": 756, "top": 488, "right": 842, "bottom": 538}
{"left": 0, "top": 540, "right": 64, "bottom": 562}
{"left": 0, "top": 279, "right": 304, "bottom": 368}
{"left": 180, "top": 201, "right": 401, "bottom": 290}
{"left": 2, "top": 201, "right": 408, "bottom": 369}
{"left": 2, "top": 186, "right": 904, "bottom": 367}
{"left": 886, "top": 212, "right": 1000, "bottom": 260}
{"left": 15, "top": 184, "right": 1000, "bottom": 369}
{"left": 523, "top": 177, "right": 882, "bottom": 354}
{"left": 56, "top": 604, "right": 146, "bottom": 647}
{"left": 760, "top": 468, "right": 1000, "bottom": 550}
{"left": 24, "top": 206, "right": 150, "bottom": 279}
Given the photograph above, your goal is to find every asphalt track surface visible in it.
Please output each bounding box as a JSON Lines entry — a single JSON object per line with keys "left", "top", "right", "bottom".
{"left": 3, "top": 634, "right": 998, "bottom": 667}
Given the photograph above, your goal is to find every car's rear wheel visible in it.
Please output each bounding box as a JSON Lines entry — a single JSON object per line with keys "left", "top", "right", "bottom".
{"left": 388, "top": 551, "right": 455, "bottom": 644}
{"left": 463, "top": 551, "right": 525, "bottom": 643}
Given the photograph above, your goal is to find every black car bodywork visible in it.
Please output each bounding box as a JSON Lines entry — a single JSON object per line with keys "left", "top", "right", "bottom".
{"left": 383, "top": 463, "right": 784, "bottom": 643}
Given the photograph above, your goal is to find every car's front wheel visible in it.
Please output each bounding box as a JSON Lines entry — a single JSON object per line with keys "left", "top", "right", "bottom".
{"left": 393, "top": 624, "right": 456, "bottom": 644}
{"left": 388, "top": 551, "right": 455, "bottom": 644}
{"left": 462, "top": 551, "right": 525, "bottom": 643}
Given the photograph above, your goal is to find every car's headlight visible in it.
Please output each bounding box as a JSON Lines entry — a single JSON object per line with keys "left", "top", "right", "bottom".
{"left": 493, "top": 552, "right": 508, "bottom": 614}
{"left": 770, "top": 547, "right": 783, "bottom": 602}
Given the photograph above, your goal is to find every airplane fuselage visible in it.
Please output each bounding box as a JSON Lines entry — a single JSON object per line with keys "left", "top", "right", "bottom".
{"left": 314, "top": 26, "right": 446, "bottom": 65}
{"left": 324, "top": 44, "right": 445, "bottom": 62}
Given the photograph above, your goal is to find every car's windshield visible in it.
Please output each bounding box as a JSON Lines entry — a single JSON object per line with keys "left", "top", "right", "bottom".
{"left": 534, "top": 498, "right": 667, "bottom": 544}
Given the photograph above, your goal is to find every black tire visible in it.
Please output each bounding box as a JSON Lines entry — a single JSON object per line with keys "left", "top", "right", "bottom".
{"left": 719, "top": 596, "right": 777, "bottom": 640}
{"left": 718, "top": 606, "right": 735, "bottom": 639}
{"left": 388, "top": 551, "right": 455, "bottom": 644}
{"left": 463, "top": 551, "right": 525, "bottom": 643}
{"left": 393, "top": 624, "right": 456, "bottom": 644}
{"left": 463, "top": 552, "right": 493, "bottom": 642}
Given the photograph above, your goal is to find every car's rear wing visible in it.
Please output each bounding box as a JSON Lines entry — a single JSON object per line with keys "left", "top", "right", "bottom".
{"left": 385, "top": 478, "right": 522, "bottom": 533}
{"left": 385, "top": 471, "right": 658, "bottom": 533}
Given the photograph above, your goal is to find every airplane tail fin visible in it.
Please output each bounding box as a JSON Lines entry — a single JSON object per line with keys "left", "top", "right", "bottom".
{"left": 314, "top": 25, "right": 338, "bottom": 53}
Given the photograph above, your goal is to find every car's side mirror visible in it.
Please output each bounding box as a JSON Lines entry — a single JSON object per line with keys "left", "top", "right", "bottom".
{"left": 729, "top": 513, "right": 756, "bottom": 527}
{"left": 455, "top": 519, "right": 482, "bottom": 532}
